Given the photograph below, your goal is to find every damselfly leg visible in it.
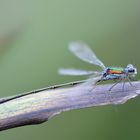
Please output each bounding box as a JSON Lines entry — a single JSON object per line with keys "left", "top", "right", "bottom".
{"left": 127, "top": 77, "right": 135, "bottom": 87}
{"left": 88, "top": 78, "right": 104, "bottom": 92}
{"left": 109, "top": 79, "right": 122, "bottom": 91}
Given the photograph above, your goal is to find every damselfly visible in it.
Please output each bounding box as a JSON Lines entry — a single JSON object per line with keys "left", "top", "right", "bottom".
{"left": 1, "top": 42, "right": 137, "bottom": 104}
{"left": 59, "top": 42, "right": 137, "bottom": 91}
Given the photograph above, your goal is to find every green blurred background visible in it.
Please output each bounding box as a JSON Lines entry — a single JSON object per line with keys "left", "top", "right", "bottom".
{"left": 0, "top": 0, "right": 140, "bottom": 139}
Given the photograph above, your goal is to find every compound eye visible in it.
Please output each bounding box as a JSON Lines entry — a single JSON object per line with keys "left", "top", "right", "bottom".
{"left": 128, "top": 69, "right": 134, "bottom": 73}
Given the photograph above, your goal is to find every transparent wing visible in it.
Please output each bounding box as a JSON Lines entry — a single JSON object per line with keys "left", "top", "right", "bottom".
{"left": 58, "top": 68, "right": 102, "bottom": 76}
{"left": 69, "top": 41, "right": 106, "bottom": 69}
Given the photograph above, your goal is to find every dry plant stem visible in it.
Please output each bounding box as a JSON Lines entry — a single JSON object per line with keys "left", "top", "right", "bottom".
{"left": 0, "top": 81, "right": 140, "bottom": 131}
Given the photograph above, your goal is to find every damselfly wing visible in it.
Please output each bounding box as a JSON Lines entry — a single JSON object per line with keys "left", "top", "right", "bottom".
{"left": 59, "top": 42, "right": 104, "bottom": 77}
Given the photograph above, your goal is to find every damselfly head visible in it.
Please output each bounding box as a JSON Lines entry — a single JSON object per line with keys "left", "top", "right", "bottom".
{"left": 126, "top": 64, "right": 137, "bottom": 76}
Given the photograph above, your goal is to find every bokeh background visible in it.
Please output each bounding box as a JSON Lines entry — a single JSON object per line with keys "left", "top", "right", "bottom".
{"left": 0, "top": 0, "right": 140, "bottom": 140}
